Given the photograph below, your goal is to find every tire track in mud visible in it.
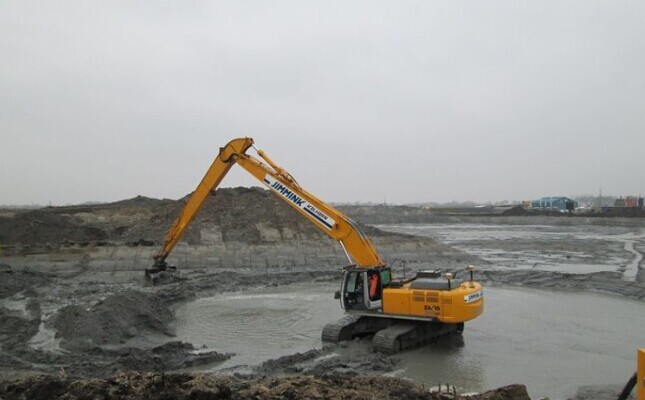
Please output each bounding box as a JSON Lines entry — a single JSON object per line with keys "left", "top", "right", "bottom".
{"left": 621, "top": 239, "right": 643, "bottom": 281}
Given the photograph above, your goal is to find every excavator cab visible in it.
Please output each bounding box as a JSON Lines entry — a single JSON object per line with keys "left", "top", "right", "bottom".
{"left": 340, "top": 266, "right": 390, "bottom": 311}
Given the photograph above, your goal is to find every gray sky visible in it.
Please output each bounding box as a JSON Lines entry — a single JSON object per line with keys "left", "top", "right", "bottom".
{"left": 1, "top": 1, "right": 644, "bottom": 205}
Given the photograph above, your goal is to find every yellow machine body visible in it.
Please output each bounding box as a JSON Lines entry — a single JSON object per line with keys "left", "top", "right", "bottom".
{"left": 638, "top": 348, "right": 644, "bottom": 400}
{"left": 383, "top": 282, "right": 483, "bottom": 322}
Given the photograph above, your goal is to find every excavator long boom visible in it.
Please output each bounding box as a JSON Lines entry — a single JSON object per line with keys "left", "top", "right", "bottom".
{"left": 149, "top": 137, "right": 384, "bottom": 275}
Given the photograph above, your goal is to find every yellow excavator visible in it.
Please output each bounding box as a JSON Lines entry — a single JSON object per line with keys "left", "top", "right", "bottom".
{"left": 147, "top": 137, "right": 484, "bottom": 352}
{"left": 640, "top": 348, "right": 644, "bottom": 400}
{"left": 618, "top": 349, "right": 644, "bottom": 400}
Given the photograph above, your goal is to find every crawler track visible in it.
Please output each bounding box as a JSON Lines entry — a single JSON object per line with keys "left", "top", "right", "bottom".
{"left": 321, "top": 315, "right": 363, "bottom": 343}
{"left": 322, "top": 315, "right": 462, "bottom": 353}
{"left": 322, "top": 315, "right": 391, "bottom": 343}
{"left": 372, "top": 321, "right": 459, "bottom": 353}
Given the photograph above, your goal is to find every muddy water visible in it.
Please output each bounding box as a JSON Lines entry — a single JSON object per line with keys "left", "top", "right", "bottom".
{"left": 172, "top": 282, "right": 341, "bottom": 369}
{"left": 172, "top": 282, "right": 645, "bottom": 399}
{"left": 398, "top": 286, "right": 645, "bottom": 399}
{"left": 377, "top": 223, "right": 645, "bottom": 280}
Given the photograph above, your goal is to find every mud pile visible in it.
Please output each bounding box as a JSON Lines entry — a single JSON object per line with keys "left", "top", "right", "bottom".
{"left": 92, "top": 341, "right": 232, "bottom": 374}
{"left": 0, "top": 270, "right": 230, "bottom": 378}
{"left": 252, "top": 347, "right": 400, "bottom": 377}
{"left": 51, "top": 290, "right": 174, "bottom": 348}
{"left": 0, "top": 372, "right": 531, "bottom": 400}
{"left": 0, "top": 210, "right": 106, "bottom": 246}
{"left": 0, "top": 188, "right": 487, "bottom": 276}
{"left": 0, "top": 187, "right": 325, "bottom": 248}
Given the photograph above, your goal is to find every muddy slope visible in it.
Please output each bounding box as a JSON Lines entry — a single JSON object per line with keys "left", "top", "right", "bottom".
{"left": 51, "top": 290, "right": 174, "bottom": 348}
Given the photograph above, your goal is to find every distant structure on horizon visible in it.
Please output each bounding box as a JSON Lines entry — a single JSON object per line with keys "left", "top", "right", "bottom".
{"left": 530, "top": 197, "right": 578, "bottom": 212}
{"left": 613, "top": 196, "right": 644, "bottom": 208}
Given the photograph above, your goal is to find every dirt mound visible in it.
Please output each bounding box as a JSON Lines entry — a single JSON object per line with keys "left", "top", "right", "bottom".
{"left": 0, "top": 210, "right": 107, "bottom": 246}
{"left": 501, "top": 206, "right": 529, "bottom": 216}
{"left": 51, "top": 290, "right": 174, "bottom": 348}
{"left": 0, "top": 187, "right": 332, "bottom": 247}
{"left": 0, "top": 372, "right": 531, "bottom": 400}
{"left": 97, "top": 341, "right": 232, "bottom": 373}
{"left": 195, "top": 187, "right": 324, "bottom": 243}
{"left": 252, "top": 345, "right": 403, "bottom": 378}
{"left": 98, "top": 195, "right": 174, "bottom": 209}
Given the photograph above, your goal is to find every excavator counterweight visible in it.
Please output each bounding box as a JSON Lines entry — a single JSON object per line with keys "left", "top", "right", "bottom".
{"left": 149, "top": 137, "right": 484, "bottom": 351}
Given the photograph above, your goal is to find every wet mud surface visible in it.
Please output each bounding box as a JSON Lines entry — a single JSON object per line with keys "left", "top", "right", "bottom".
{"left": 0, "top": 372, "right": 531, "bottom": 400}
{"left": 0, "top": 191, "right": 644, "bottom": 399}
{"left": 378, "top": 221, "right": 645, "bottom": 286}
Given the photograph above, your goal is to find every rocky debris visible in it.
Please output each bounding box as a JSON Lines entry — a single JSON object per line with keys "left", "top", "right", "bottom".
{"left": 51, "top": 290, "right": 174, "bottom": 348}
{"left": 0, "top": 372, "right": 532, "bottom": 400}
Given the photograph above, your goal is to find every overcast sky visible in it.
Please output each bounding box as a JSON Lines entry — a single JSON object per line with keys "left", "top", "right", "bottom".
{"left": 1, "top": 1, "right": 644, "bottom": 205}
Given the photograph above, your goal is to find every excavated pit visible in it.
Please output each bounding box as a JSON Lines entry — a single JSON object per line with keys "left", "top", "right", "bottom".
{"left": 0, "top": 187, "right": 643, "bottom": 399}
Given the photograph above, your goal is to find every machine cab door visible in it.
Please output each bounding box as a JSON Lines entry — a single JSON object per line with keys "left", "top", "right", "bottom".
{"left": 340, "top": 268, "right": 389, "bottom": 311}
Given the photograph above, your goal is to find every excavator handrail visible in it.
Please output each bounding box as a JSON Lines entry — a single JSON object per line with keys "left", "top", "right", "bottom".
{"left": 150, "top": 137, "right": 385, "bottom": 274}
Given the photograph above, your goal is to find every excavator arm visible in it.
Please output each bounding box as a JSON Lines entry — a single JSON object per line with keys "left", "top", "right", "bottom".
{"left": 148, "top": 137, "right": 484, "bottom": 352}
{"left": 148, "top": 137, "right": 384, "bottom": 277}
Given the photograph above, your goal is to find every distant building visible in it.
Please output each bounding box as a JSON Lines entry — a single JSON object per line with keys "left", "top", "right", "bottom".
{"left": 614, "top": 196, "right": 644, "bottom": 208}
{"left": 531, "top": 197, "right": 578, "bottom": 211}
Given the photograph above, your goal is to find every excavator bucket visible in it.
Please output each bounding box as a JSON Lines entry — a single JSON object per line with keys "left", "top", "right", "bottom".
{"left": 144, "top": 261, "right": 177, "bottom": 284}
